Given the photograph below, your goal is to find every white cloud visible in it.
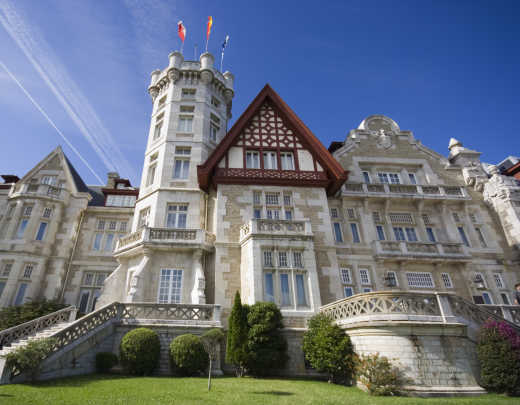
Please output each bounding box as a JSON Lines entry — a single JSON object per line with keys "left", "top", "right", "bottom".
{"left": 0, "top": 0, "right": 136, "bottom": 181}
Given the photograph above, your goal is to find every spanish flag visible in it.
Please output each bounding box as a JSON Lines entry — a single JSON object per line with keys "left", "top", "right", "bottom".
{"left": 206, "top": 16, "right": 213, "bottom": 40}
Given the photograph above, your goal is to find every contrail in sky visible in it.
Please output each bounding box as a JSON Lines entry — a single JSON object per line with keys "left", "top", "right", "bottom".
{"left": 0, "top": 0, "right": 136, "bottom": 181}
{"left": 0, "top": 60, "right": 104, "bottom": 184}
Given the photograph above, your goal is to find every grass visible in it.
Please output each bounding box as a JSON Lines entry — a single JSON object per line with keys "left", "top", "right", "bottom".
{"left": 0, "top": 375, "right": 518, "bottom": 405}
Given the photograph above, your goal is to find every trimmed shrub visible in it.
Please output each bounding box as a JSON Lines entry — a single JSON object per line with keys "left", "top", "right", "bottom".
{"left": 226, "top": 291, "right": 249, "bottom": 376}
{"left": 95, "top": 352, "right": 118, "bottom": 373}
{"left": 169, "top": 334, "right": 208, "bottom": 376}
{"left": 245, "top": 302, "right": 288, "bottom": 376}
{"left": 4, "top": 338, "right": 56, "bottom": 381}
{"left": 0, "top": 300, "right": 67, "bottom": 331}
{"left": 477, "top": 319, "right": 520, "bottom": 395}
{"left": 302, "top": 313, "right": 355, "bottom": 384}
{"left": 119, "top": 328, "right": 160, "bottom": 375}
{"left": 355, "top": 353, "right": 405, "bottom": 396}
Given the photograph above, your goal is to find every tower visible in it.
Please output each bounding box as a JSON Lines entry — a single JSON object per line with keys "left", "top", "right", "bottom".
{"left": 101, "top": 51, "right": 234, "bottom": 306}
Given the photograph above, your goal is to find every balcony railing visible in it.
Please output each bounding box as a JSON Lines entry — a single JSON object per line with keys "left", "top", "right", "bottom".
{"left": 11, "top": 183, "right": 65, "bottom": 200}
{"left": 240, "top": 218, "right": 313, "bottom": 241}
{"left": 116, "top": 227, "right": 216, "bottom": 251}
{"left": 373, "top": 240, "right": 471, "bottom": 261}
{"left": 342, "top": 182, "right": 468, "bottom": 199}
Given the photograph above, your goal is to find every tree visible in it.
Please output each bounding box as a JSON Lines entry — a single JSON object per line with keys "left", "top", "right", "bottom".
{"left": 226, "top": 291, "right": 249, "bottom": 376}
{"left": 302, "top": 313, "right": 355, "bottom": 384}
{"left": 201, "top": 328, "right": 225, "bottom": 391}
{"left": 245, "top": 302, "right": 288, "bottom": 376}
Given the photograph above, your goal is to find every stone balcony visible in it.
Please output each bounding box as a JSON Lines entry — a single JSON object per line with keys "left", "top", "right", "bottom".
{"left": 10, "top": 183, "right": 66, "bottom": 202}
{"left": 239, "top": 218, "right": 313, "bottom": 242}
{"left": 342, "top": 182, "right": 470, "bottom": 200}
{"left": 372, "top": 240, "right": 471, "bottom": 262}
{"left": 115, "top": 226, "right": 216, "bottom": 254}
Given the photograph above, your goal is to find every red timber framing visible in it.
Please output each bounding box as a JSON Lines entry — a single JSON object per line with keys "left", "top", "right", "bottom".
{"left": 198, "top": 84, "right": 348, "bottom": 195}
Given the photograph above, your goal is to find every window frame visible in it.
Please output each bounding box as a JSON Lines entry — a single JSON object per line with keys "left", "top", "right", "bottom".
{"left": 333, "top": 222, "right": 343, "bottom": 243}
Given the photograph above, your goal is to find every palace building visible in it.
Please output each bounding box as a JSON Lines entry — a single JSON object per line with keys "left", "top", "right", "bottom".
{"left": 1, "top": 50, "right": 519, "bottom": 393}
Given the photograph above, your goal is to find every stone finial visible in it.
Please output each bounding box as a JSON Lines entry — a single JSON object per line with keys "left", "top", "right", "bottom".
{"left": 488, "top": 165, "right": 499, "bottom": 176}
{"left": 199, "top": 52, "right": 215, "bottom": 71}
{"left": 168, "top": 51, "right": 184, "bottom": 70}
{"left": 148, "top": 86, "right": 159, "bottom": 102}
{"left": 150, "top": 69, "right": 161, "bottom": 87}
{"left": 448, "top": 138, "right": 462, "bottom": 150}
{"left": 223, "top": 71, "right": 234, "bottom": 92}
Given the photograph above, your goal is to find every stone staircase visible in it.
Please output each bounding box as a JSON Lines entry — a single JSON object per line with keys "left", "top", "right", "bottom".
{"left": 0, "top": 321, "right": 72, "bottom": 357}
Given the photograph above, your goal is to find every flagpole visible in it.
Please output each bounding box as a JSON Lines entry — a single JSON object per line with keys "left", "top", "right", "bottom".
{"left": 194, "top": 44, "right": 198, "bottom": 60}
{"left": 220, "top": 50, "right": 224, "bottom": 72}
{"left": 181, "top": 41, "right": 184, "bottom": 55}
{"left": 205, "top": 39, "right": 208, "bottom": 53}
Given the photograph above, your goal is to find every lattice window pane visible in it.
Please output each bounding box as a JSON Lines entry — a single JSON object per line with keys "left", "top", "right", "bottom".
{"left": 346, "top": 208, "right": 356, "bottom": 220}
{"left": 278, "top": 251, "right": 288, "bottom": 267}
{"left": 441, "top": 273, "right": 453, "bottom": 289}
{"left": 389, "top": 213, "right": 413, "bottom": 224}
{"left": 330, "top": 208, "right": 338, "bottom": 218}
{"left": 263, "top": 251, "right": 273, "bottom": 267}
{"left": 422, "top": 214, "right": 431, "bottom": 225}
{"left": 265, "top": 193, "right": 279, "bottom": 205}
{"left": 493, "top": 274, "right": 504, "bottom": 289}
{"left": 359, "top": 269, "right": 370, "bottom": 285}
{"left": 293, "top": 252, "right": 303, "bottom": 268}
{"left": 340, "top": 268, "right": 352, "bottom": 284}
{"left": 372, "top": 211, "right": 381, "bottom": 223}
{"left": 406, "top": 272, "right": 434, "bottom": 288}
{"left": 23, "top": 264, "right": 33, "bottom": 279}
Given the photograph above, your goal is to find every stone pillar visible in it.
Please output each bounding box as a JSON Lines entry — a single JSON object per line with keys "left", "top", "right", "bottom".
{"left": 0, "top": 260, "right": 24, "bottom": 307}
{"left": 191, "top": 250, "right": 206, "bottom": 304}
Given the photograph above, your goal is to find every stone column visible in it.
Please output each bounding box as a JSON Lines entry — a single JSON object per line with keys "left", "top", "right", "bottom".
{"left": 0, "top": 260, "right": 24, "bottom": 307}
{"left": 191, "top": 250, "right": 206, "bottom": 304}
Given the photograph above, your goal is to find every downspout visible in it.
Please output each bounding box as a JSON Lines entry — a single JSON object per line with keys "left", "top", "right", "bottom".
{"left": 59, "top": 208, "right": 86, "bottom": 303}
{"left": 204, "top": 192, "right": 209, "bottom": 230}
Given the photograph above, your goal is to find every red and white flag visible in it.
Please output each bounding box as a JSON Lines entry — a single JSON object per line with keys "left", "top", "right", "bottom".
{"left": 178, "top": 20, "right": 186, "bottom": 42}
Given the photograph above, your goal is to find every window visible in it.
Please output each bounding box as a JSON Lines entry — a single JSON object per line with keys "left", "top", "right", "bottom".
{"left": 43, "top": 208, "right": 52, "bottom": 218}
{"left": 97, "top": 220, "right": 105, "bottom": 231}
{"left": 108, "top": 221, "right": 116, "bottom": 231}
{"left": 405, "top": 227, "right": 418, "bottom": 242}
{"left": 372, "top": 211, "right": 382, "bottom": 223}
{"left": 178, "top": 116, "right": 193, "bottom": 132}
{"left": 344, "top": 286, "right": 354, "bottom": 297}
{"left": 175, "top": 146, "right": 191, "bottom": 155}
{"left": 254, "top": 209, "right": 261, "bottom": 219}
{"left": 210, "top": 123, "right": 219, "bottom": 142}
{"left": 363, "top": 288, "right": 372, "bottom": 293}
{"left": 157, "top": 96, "right": 166, "bottom": 109}
{"left": 474, "top": 272, "right": 487, "bottom": 288}
{"left": 378, "top": 172, "right": 400, "bottom": 184}
{"left": 264, "top": 273, "right": 275, "bottom": 302}
{"left": 493, "top": 273, "right": 504, "bottom": 289}
{"left": 458, "top": 227, "right": 470, "bottom": 247}
{"left": 104, "top": 234, "right": 115, "bottom": 251}
{"left": 452, "top": 212, "right": 461, "bottom": 223}
{"left": 500, "top": 293, "right": 510, "bottom": 305}
{"left": 180, "top": 105, "right": 195, "bottom": 113}
{"left": 333, "top": 223, "right": 343, "bottom": 243}
{"left": 181, "top": 88, "right": 196, "bottom": 99}
{"left": 406, "top": 272, "right": 434, "bottom": 288}
{"left": 93, "top": 233, "right": 103, "bottom": 250}
{"left": 263, "top": 251, "right": 273, "bottom": 267}
{"left": 146, "top": 165, "right": 156, "bottom": 186}
{"left": 266, "top": 209, "right": 280, "bottom": 219}
{"left": 153, "top": 113, "right": 164, "bottom": 140}
{"left": 138, "top": 208, "right": 150, "bottom": 228}
{"left": 422, "top": 213, "right": 432, "bottom": 225}
{"left": 263, "top": 151, "right": 278, "bottom": 169}
{"left": 265, "top": 193, "right": 279, "bottom": 205}
{"left": 106, "top": 195, "right": 137, "bottom": 207}
{"left": 78, "top": 272, "right": 109, "bottom": 313}
{"left": 22, "top": 264, "right": 33, "bottom": 279}
{"left": 393, "top": 227, "right": 405, "bottom": 241}
{"left": 376, "top": 225, "right": 386, "bottom": 241}
{"left": 13, "top": 283, "right": 28, "bottom": 306}
{"left": 280, "top": 273, "right": 291, "bottom": 306}
{"left": 278, "top": 252, "right": 288, "bottom": 267}
{"left": 385, "top": 271, "right": 398, "bottom": 287}
{"left": 295, "top": 273, "right": 308, "bottom": 306}
{"left": 35, "top": 222, "right": 47, "bottom": 241}
{"left": 293, "top": 252, "right": 303, "bottom": 268}
{"left": 340, "top": 268, "right": 352, "bottom": 284}
{"left": 330, "top": 208, "right": 338, "bottom": 218}
{"left": 23, "top": 206, "right": 33, "bottom": 217}
{"left": 211, "top": 96, "right": 220, "bottom": 108}
{"left": 359, "top": 268, "right": 371, "bottom": 285}
{"left": 283, "top": 194, "right": 291, "bottom": 206}
{"left": 350, "top": 223, "right": 361, "bottom": 243}
{"left": 441, "top": 273, "right": 453, "bottom": 288}
{"left": 475, "top": 227, "right": 487, "bottom": 248}
{"left": 173, "top": 159, "right": 190, "bottom": 179}
{"left": 426, "top": 227, "right": 436, "bottom": 242}
{"left": 253, "top": 191, "right": 262, "bottom": 205}
{"left": 16, "top": 219, "right": 28, "bottom": 239}
{"left": 284, "top": 210, "right": 293, "bottom": 220}
{"left": 158, "top": 269, "right": 183, "bottom": 303}
{"left": 166, "top": 204, "right": 188, "bottom": 228}
{"left": 346, "top": 208, "right": 356, "bottom": 220}
{"left": 408, "top": 173, "right": 417, "bottom": 184}
{"left": 246, "top": 151, "right": 260, "bottom": 169}
{"left": 41, "top": 176, "right": 57, "bottom": 186}
{"left": 469, "top": 213, "right": 478, "bottom": 223}
{"left": 482, "top": 292, "right": 493, "bottom": 305}
{"left": 0, "top": 281, "right": 5, "bottom": 299}
{"left": 362, "top": 171, "right": 371, "bottom": 184}
{"left": 280, "top": 152, "right": 294, "bottom": 170}
{"left": 2, "top": 263, "right": 13, "bottom": 277}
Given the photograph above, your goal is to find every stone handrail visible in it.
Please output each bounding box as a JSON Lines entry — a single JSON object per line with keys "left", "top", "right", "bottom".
{"left": 118, "top": 228, "right": 145, "bottom": 248}
{"left": 373, "top": 240, "right": 470, "bottom": 260}
{"left": 120, "top": 302, "right": 221, "bottom": 324}
{"left": 240, "top": 218, "right": 312, "bottom": 241}
{"left": 320, "top": 291, "right": 520, "bottom": 332}
{"left": 12, "top": 183, "right": 66, "bottom": 201}
{"left": 342, "top": 182, "right": 467, "bottom": 199}
{"left": 116, "top": 227, "right": 216, "bottom": 251}
{"left": 0, "top": 306, "right": 77, "bottom": 350}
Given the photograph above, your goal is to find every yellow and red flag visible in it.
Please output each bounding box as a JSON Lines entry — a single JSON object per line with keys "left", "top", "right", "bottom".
{"left": 178, "top": 20, "right": 186, "bottom": 42}
{"left": 206, "top": 16, "right": 213, "bottom": 40}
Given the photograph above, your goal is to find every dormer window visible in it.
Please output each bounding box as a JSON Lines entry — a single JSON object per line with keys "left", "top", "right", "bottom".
{"left": 378, "top": 172, "right": 400, "bottom": 184}
{"left": 41, "top": 176, "right": 57, "bottom": 186}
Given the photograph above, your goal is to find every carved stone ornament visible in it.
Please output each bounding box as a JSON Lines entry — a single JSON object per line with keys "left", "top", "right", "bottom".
{"left": 167, "top": 68, "right": 179, "bottom": 83}
{"left": 200, "top": 70, "right": 213, "bottom": 84}
{"left": 376, "top": 129, "right": 393, "bottom": 149}
{"left": 148, "top": 86, "right": 159, "bottom": 102}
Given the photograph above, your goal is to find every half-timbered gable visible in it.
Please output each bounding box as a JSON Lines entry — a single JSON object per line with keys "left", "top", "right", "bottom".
{"left": 198, "top": 84, "right": 348, "bottom": 195}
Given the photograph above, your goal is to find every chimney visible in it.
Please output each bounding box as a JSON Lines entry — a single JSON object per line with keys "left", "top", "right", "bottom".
{"left": 106, "top": 172, "right": 120, "bottom": 188}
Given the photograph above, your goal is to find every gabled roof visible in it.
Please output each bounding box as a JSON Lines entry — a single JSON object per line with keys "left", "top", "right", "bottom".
{"left": 198, "top": 84, "right": 348, "bottom": 195}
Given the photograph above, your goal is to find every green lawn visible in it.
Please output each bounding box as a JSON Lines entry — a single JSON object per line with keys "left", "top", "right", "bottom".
{"left": 0, "top": 375, "right": 517, "bottom": 405}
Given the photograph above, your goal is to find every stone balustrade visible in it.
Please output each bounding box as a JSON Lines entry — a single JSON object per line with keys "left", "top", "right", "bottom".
{"left": 373, "top": 240, "right": 471, "bottom": 261}
{"left": 240, "top": 218, "right": 313, "bottom": 241}
{"left": 116, "top": 227, "right": 216, "bottom": 252}
{"left": 321, "top": 291, "right": 520, "bottom": 330}
{"left": 10, "top": 183, "right": 66, "bottom": 201}
{"left": 342, "top": 182, "right": 468, "bottom": 199}
{"left": 0, "top": 306, "right": 77, "bottom": 350}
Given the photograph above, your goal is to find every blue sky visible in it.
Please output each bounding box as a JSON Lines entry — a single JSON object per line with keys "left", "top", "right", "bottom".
{"left": 0, "top": 0, "right": 519, "bottom": 186}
